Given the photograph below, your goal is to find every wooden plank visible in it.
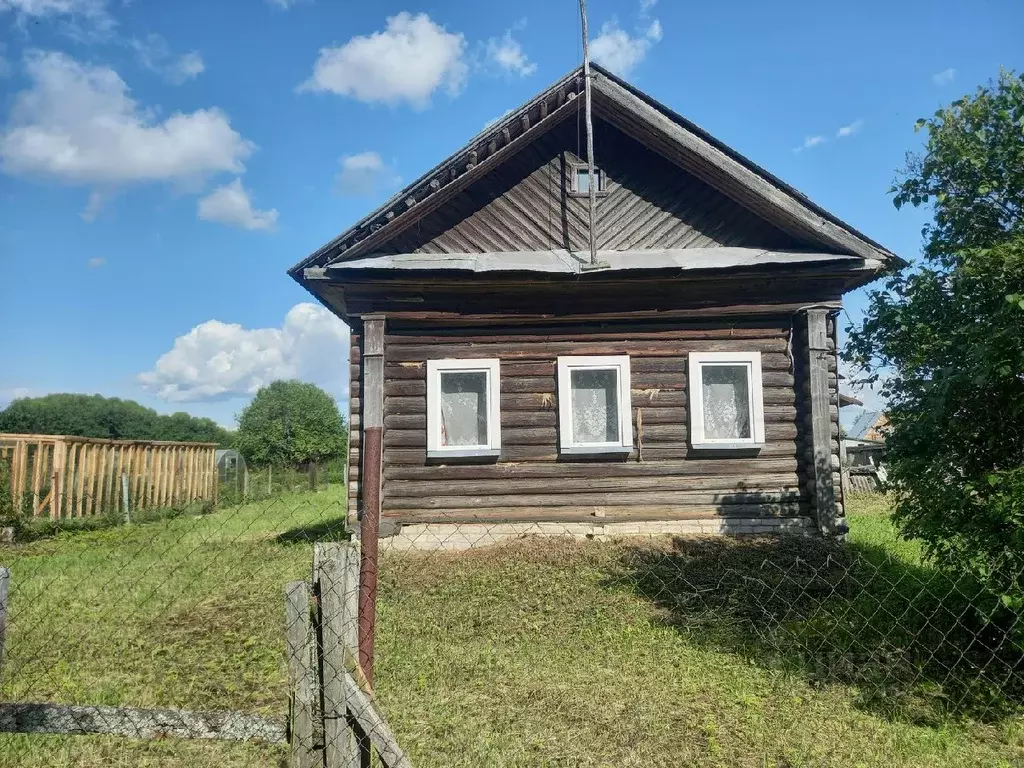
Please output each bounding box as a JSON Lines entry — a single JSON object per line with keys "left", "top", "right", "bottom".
{"left": 384, "top": 457, "right": 799, "bottom": 481}
{"left": 384, "top": 325, "right": 788, "bottom": 345}
{"left": 386, "top": 473, "right": 800, "bottom": 497}
{"left": 384, "top": 338, "right": 789, "bottom": 362}
{"left": 384, "top": 442, "right": 801, "bottom": 465}
{"left": 0, "top": 702, "right": 286, "bottom": 743}
{"left": 285, "top": 581, "right": 317, "bottom": 768}
{"left": 96, "top": 444, "right": 108, "bottom": 515}
{"left": 318, "top": 548, "right": 358, "bottom": 768}
{"left": 31, "top": 441, "right": 44, "bottom": 517}
{"left": 385, "top": 491, "right": 802, "bottom": 510}
{"left": 73, "top": 444, "right": 83, "bottom": 517}
{"left": 52, "top": 441, "right": 65, "bottom": 519}
{"left": 341, "top": 671, "right": 412, "bottom": 768}
{"left": 383, "top": 505, "right": 808, "bottom": 523}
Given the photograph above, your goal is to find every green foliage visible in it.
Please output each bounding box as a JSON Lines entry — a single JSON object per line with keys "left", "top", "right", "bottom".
{"left": 233, "top": 380, "right": 347, "bottom": 468}
{"left": 846, "top": 69, "right": 1024, "bottom": 610}
{"left": 893, "top": 70, "right": 1024, "bottom": 261}
{"left": 0, "top": 393, "right": 233, "bottom": 446}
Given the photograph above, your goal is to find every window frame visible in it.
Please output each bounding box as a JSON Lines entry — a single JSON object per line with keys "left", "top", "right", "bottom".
{"left": 556, "top": 355, "right": 633, "bottom": 455}
{"left": 567, "top": 161, "right": 609, "bottom": 198}
{"left": 426, "top": 358, "right": 502, "bottom": 460}
{"left": 687, "top": 351, "right": 766, "bottom": 451}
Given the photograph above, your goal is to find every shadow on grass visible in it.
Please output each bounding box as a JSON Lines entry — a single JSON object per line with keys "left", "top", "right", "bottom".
{"left": 605, "top": 535, "right": 1024, "bottom": 726}
{"left": 274, "top": 516, "right": 350, "bottom": 545}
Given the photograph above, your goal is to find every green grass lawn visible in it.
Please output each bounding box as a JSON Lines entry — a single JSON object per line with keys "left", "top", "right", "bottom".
{"left": 0, "top": 491, "right": 1021, "bottom": 767}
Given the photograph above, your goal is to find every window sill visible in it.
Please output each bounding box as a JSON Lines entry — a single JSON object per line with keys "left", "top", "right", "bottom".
{"left": 426, "top": 448, "right": 501, "bottom": 462}
{"left": 689, "top": 442, "right": 764, "bottom": 452}
{"left": 559, "top": 445, "right": 632, "bottom": 456}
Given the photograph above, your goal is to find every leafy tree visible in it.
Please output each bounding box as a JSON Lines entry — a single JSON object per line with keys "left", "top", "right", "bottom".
{"left": 233, "top": 380, "right": 347, "bottom": 468}
{"left": 845, "top": 71, "right": 1024, "bottom": 608}
{"left": 0, "top": 393, "right": 233, "bottom": 446}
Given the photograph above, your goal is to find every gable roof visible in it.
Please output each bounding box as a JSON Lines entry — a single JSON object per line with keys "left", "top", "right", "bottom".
{"left": 848, "top": 410, "right": 885, "bottom": 440}
{"left": 289, "top": 64, "right": 901, "bottom": 282}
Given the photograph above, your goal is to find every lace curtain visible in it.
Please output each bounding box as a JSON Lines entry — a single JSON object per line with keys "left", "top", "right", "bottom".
{"left": 570, "top": 369, "right": 620, "bottom": 444}
{"left": 701, "top": 365, "right": 751, "bottom": 439}
{"left": 439, "top": 371, "right": 488, "bottom": 446}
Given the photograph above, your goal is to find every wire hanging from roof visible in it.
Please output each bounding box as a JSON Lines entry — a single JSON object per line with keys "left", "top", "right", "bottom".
{"left": 578, "top": 0, "right": 605, "bottom": 270}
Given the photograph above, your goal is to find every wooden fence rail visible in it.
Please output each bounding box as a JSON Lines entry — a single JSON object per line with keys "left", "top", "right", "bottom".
{"left": 0, "top": 548, "right": 410, "bottom": 767}
{"left": 0, "top": 434, "right": 218, "bottom": 520}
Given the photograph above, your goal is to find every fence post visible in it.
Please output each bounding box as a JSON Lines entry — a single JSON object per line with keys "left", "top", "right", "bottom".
{"left": 285, "top": 581, "right": 316, "bottom": 768}
{"left": 359, "top": 314, "right": 385, "bottom": 689}
{"left": 268, "top": 466, "right": 273, "bottom": 497}
{"left": 317, "top": 544, "right": 358, "bottom": 768}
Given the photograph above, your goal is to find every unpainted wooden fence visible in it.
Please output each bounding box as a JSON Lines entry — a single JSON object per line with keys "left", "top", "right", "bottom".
{"left": 0, "top": 433, "right": 218, "bottom": 519}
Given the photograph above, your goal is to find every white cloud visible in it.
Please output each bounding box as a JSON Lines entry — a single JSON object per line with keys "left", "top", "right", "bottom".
{"left": 198, "top": 178, "right": 278, "bottom": 231}
{"left": 139, "top": 303, "right": 350, "bottom": 403}
{"left": 836, "top": 119, "right": 864, "bottom": 138}
{"left": 590, "top": 18, "right": 661, "bottom": 76}
{"left": 793, "top": 135, "right": 826, "bottom": 153}
{"left": 0, "top": 51, "right": 253, "bottom": 190}
{"left": 87, "top": 256, "right": 105, "bottom": 267}
{"left": 639, "top": 0, "right": 658, "bottom": 12}
{"left": 0, "top": 0, "right": 114, "bottom": 39}
{"left": 266, "top": 0, "right": 298, "bottom": 7}
{"left": 485, "top": 30, "right": 535, "bottom": 77}
{"left": 132, "top": 35, "right": 205, "bottom": 85}
{"left": 932, "top": 67, "right": 956, "bottom": 86}
{"left": 299, "top": 12, "right": 468, "bottom": 109}
{"left": 335, "top": 151, "right": 401, "bottom": 197}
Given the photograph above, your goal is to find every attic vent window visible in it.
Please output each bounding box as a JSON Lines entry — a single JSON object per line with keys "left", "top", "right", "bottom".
{"left": 569, "top": 162, "right": 608, "bottom": 197}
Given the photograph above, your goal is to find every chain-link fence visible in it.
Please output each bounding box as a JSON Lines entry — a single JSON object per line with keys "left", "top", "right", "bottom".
{"left": 0, "top": 482, "right": 1021, "bottom": 767}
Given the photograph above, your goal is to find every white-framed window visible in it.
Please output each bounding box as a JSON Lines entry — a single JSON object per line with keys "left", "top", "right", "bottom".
{"left": 426, "top": 359, "right": 501, "bottom": 460}
{"left": 568, "top": 162, "right": 608, "bottom": 197}
{"left": 557, "top": 355, "right": 633, "bottom": 454}
{"left": 688, "top": 351, "right": 766, "bottom": 450}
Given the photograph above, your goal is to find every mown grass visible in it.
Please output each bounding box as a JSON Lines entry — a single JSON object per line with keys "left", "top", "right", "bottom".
{"left": 0, "top": 491, "right": 1021, "bottom": 767}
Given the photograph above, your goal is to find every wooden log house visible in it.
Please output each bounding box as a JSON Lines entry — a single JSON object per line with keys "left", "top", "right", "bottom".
{"left": 289, "top": 65, "right": 901, "bottom": 543}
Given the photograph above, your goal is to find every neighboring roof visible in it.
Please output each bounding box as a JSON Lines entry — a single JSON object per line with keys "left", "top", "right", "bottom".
{"left": 315, "top": 247, "right": 878, "bottom": 277}
{"left": 288, "top": 63, "right": 901, "bottom": 282}
{"left": 848, "top": 411, "right": 884, "bottom": 440}
{"left": 838, "top": 392, "right": 864, "bottom": 408}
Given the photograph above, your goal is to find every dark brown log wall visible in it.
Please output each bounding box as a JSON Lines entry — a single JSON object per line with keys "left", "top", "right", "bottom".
{"left": 347, "top": 318, "right": 841, "bottom": 525}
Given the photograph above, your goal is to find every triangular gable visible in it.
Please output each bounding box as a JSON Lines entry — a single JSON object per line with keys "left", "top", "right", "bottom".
{"left": 289, "top": 64, "right": 899, "bottom": 279}
{"left": 379, "top": 116, "right": 809, "bottom": 255}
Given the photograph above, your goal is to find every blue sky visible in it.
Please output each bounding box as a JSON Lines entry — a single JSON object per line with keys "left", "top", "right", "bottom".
{"left": 1, "top": 0, "right": 1021, "bottom": 428}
